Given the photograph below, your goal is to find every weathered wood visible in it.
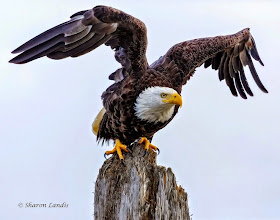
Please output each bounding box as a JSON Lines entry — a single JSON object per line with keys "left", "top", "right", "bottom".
{"left": 94, "top": 143, "right": 190, "bottom": 220}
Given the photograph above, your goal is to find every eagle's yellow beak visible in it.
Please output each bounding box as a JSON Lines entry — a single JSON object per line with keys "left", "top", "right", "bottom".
{"left": 163, "top": 93, "right": 183, "bottom": 107}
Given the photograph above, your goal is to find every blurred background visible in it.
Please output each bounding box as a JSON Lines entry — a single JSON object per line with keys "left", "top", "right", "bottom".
{"left": 1, "top": 0, "right": 279, "bottom": 219}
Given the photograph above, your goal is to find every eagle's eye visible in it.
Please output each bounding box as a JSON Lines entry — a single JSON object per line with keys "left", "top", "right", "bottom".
{"left": 160, "top": 93, "right": 167, "bottom": 98}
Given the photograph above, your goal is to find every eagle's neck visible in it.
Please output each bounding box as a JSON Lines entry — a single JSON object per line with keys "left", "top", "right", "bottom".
{"left": 135, "top": 104, "right": 175, "bottom": 123}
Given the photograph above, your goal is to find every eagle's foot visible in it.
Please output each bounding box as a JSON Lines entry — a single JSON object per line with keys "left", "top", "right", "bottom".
{"left": 104, "top": 139, "right": 128, "bottom": 162}
{"left": 138, "top": 137, "right": 160, "bottom": 155}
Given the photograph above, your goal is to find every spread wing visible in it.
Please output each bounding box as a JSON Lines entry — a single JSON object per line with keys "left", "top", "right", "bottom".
{"left": 9, "top": 5, "right": 148, "bottom": 73}
{"left": 152, "top": 28, "right": 267, "bottom": 99}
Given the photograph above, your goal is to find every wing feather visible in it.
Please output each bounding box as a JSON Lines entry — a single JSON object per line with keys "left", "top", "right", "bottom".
{"left": 11, "top": 16, "right": 84, "bottom": 54}
{"left": 204, "top": 58, "right": 212, "bottom": 68}
{"left": 218, "top": 52, "right": 226, "bottom": 81}
{"left": 212, "top": 51, "right": 223, "bottom": 70}
{"left": 228, "top": 55, "right": 236, "bottom": 78}
{"left": 248, "top": 36, "right": 264, "bottom": 66}
{"left": 234, "top": 72, "right": 247, "bottom": 99}
{"left": 238, "top": 59, "right": 254, "bottom": 96}
{"left": 246, "top": 50, "right": 268, "bottom": 93}
{"left": 10, "top": 35, "right": 64, "bottom": 64}
{"left": 64, "top": 26, "right": 92, "bottom": 45}
{"left": 232, "top": 55, "right": 240, "bottom": 73}
{"left": 72, "top": 34, "right": 112, "bottom": 57}
{"left": 18, "top": 43, "right": 64, "bottom": 64}
{"left": 223, "top": 55, "right": 230, "bottom": 86}
{"left": 51, "top": 33, "right": 106, "bottom": 58}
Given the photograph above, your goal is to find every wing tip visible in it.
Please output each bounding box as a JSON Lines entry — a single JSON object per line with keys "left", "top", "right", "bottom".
{"left": 9, "top": 58, "right": 17, "bottom": 64}
{"left": 11, "top": 45, "right": 25, "bottom": 54}
{"left": 262, "top": 88, "right": 269, "bottom": 93}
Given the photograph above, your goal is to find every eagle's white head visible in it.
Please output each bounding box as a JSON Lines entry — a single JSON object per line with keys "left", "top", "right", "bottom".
{"left": 134, "top": 86, "right": 182, "bottom": 123}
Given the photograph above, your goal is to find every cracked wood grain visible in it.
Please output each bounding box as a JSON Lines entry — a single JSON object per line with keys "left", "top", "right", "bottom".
{"left": 94, "top": 143, "right": 190, "bottom": 220}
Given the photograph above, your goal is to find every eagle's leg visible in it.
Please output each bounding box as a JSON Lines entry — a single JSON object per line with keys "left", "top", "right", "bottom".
{"left": 105, "top": 139, "right": 129, "bottom": 161}
{"left": 138, "top": 137, "right": 159, "bottom": 154}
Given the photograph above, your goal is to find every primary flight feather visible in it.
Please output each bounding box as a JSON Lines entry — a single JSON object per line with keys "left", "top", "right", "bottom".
{"left": 10, "top": 5, "right": 268, "bottom": 162}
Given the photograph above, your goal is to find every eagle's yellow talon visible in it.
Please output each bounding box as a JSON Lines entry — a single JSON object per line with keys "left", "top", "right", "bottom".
{"left": 138, "top": 137, "right": 158, "bottom": 152}
{"left": 105, "top": 139, "right": 128, "bottom": 161}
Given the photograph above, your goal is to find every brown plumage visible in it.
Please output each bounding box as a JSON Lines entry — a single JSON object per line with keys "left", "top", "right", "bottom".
{"left": 10, "top": 5, "right": 268, "bottom": 147}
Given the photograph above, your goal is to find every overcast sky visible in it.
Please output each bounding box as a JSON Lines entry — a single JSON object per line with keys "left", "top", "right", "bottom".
{"left": 1, "top": 1, "right": 280, "bottom": 220}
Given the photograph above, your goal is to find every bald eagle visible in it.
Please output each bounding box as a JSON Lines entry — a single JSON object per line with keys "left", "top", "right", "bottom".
{"left": 10, "top": 5, "right": 268, "bottom": 162}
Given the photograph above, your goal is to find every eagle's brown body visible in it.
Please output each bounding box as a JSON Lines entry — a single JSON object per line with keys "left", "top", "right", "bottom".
{"left": 10, "top": 6, "right": 267, "bottom": 147}
{"left": 100, "top": 68, "right": 181, "bottom": 145}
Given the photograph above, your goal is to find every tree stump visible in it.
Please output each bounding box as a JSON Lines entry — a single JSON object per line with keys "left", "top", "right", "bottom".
{"left": 94, "top": 143, "right": 190, "bottom": 220}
